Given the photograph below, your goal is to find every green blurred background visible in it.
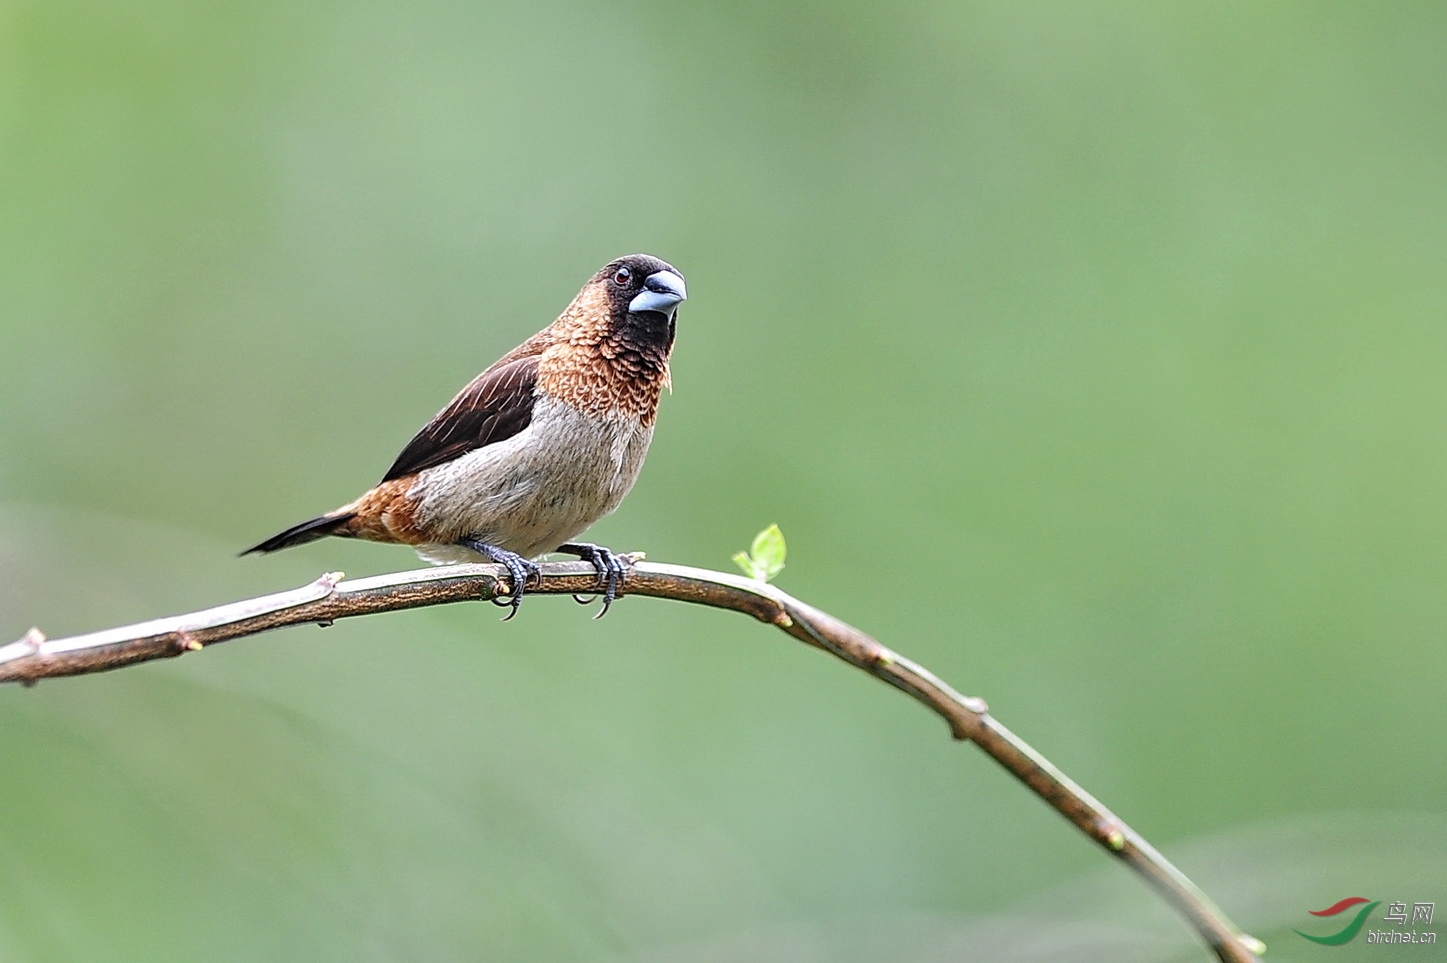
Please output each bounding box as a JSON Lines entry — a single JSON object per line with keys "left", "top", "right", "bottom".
{"left": 2, "top": 2, "right": 1444, "bottom": 961}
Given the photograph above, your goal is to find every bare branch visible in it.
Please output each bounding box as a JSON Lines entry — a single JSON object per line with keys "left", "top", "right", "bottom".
{"left": 0, "top": 558, "right": 1264, "bottom": 961}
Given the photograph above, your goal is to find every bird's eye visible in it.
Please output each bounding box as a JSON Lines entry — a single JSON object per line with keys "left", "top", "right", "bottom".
{"left": 612, "top": 267, "right": 632, "bottom": 286}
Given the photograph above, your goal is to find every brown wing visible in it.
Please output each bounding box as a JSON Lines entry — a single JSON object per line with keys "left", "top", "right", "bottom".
{"left": 381, "top": 354, "right": 539, "bottom": 482}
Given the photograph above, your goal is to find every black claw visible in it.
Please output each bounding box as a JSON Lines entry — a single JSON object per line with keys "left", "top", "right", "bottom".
{"left": 557, "top": 542, "right": 626, "bottom": 618}
{"left": 461, "top": 539, "right": 540, "bottom": 619}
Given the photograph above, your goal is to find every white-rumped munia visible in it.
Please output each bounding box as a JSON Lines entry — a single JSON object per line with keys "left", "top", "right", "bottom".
{"left": 243, "top": 254, "right": 686, "bottom": 617}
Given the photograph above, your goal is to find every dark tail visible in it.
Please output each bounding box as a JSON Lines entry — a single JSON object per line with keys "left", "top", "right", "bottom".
{"left": 241, "top": 513, "right": 356, "bottom": 555}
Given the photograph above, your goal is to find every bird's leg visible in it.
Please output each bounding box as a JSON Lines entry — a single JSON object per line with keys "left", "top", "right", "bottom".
{"left": 556, "top": 542, "right": 626, "bottom": 618}
{"left": 459, "top": 539, "right": 541, "bottom": 621}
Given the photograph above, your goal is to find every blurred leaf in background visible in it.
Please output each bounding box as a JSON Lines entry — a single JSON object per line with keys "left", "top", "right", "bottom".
{"left": 2, "top": 1, "right": 1445, "bottom": 961}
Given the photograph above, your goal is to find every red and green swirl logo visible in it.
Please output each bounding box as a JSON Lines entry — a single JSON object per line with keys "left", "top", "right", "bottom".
{"left": 1295, "top": 897, "right": 1380, "bottom": 945}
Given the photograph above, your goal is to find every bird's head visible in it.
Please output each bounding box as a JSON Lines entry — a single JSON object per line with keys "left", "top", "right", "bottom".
{"left": 594, "top": 253, "right": 686, "bottom": 350}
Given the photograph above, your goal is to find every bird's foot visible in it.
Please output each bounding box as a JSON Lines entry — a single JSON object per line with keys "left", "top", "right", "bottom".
{"left": 460, "top": 539, "right": 541, "bottom": 620}
{"left": 557, "top": 542, "right": 626, "bottom": 618}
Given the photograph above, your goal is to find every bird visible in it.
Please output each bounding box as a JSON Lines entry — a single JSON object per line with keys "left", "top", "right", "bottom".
{"left": 243, "top": 253, "right": 686, "bottom": 618}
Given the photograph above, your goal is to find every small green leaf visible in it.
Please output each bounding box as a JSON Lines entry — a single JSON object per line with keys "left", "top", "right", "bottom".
{"left": 751, "top": 524, "right": 786, "bottom": 580}
{"left": 731, "top": 550, "right": 761, "bottom": 580}
{"left": 733, "top": 525, "right": 786, "bottom": 582}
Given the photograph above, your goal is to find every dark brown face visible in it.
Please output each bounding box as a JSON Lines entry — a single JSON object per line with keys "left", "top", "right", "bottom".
{"left": 599, "top": 254, "right": 686, "bottom": 349}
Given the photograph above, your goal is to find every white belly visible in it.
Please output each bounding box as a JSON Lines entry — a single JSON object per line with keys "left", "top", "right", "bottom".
{"left": 407, "top": 395, "right": 654, "bottom": 564}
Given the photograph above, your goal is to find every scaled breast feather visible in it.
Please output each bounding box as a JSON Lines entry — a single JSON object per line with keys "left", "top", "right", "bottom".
{"left": 381, "top": 353, "right": 539, "bottom": 482}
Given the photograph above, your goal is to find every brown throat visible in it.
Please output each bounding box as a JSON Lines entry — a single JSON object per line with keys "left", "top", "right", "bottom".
{"left": 537, "top": 334, "right": 670, "bottom": 424}
{"left": 536, "top": 283, "right": 673, "bottom": 424}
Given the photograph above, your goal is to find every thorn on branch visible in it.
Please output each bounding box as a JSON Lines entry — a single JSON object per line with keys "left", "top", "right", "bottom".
{"left": 14, "top": 628, "right": 48, "bottom": 687}
{"left": 21, "top": 627, "right": 45, "bottom": 654}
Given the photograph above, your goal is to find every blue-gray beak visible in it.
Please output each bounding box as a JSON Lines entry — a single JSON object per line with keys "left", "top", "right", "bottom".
{"left": 629, "top": 270, "right": 687, "bottom": 316}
